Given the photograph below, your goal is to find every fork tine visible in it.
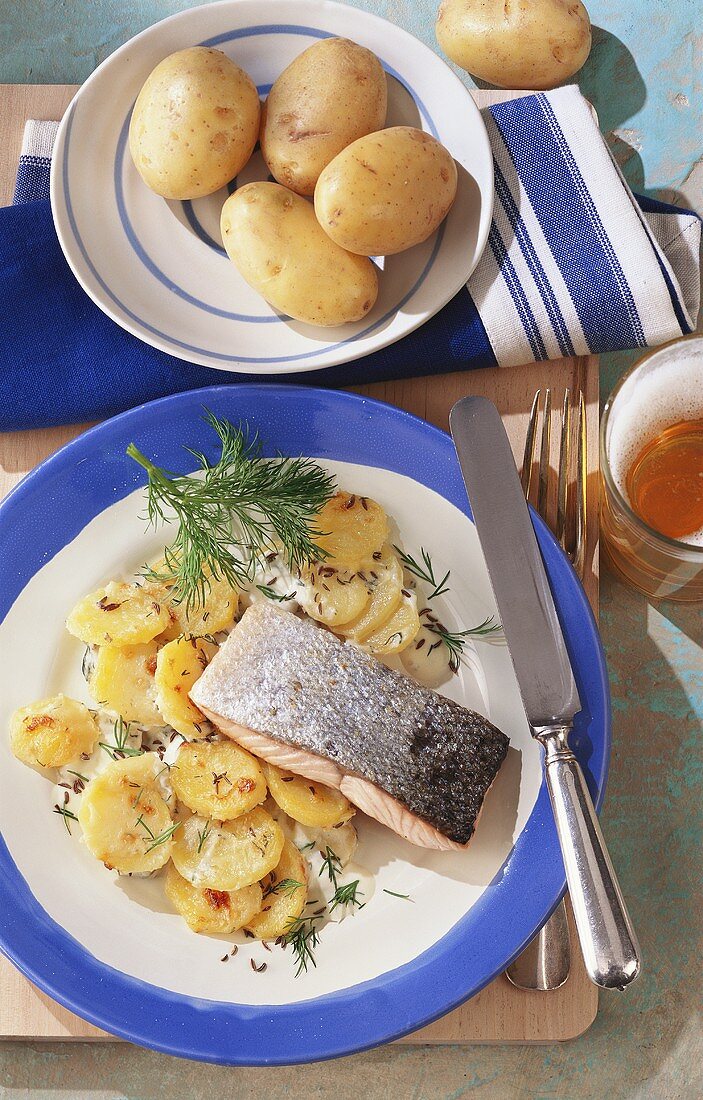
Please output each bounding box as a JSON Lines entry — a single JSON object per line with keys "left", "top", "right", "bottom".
{"left": 572, "top": 391, "right": 587, "bottom": 577}
{"left": 521, "top": 390, "right": 540, "bottom": 498}
{"left": 537, "top": 388, "right": 551, "bottom": 518}
{"left": 556, "top": 390, "right": 571, "bottom": 549}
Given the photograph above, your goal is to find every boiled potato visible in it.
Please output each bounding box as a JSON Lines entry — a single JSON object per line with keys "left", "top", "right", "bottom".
{"left": 263, "top": 762, "right": 354, "bottom": 829}
{"left": 171, "top": 807, "right": 284, "bottom": 891}
{"left": 312, "top": 491, "right": 389, "bottom": 571}
{"left": 362, "top": 592, "right": 421, "bottom": 655}
{"left": 129, "top": 46, "right": 260, "bottom": 199}
{"left": 10, "top": 694, "right": 99, "bottom": 769}
{"left": 154, "top": 636, "right": 213, "bottom": 737}
{"left": 78, "top": 753, "right": 175, "bottom": 874}
{"left": 171, "top": 739, "right": 267, "bottom": 819}
{"left": 297, "top": 562, "right": 371, "bottom": 627}
{"left": 261, "top": 37, "right": 387, "bottom": 196}
{"left": 435, "top": 0, "right": 591, "bottom": 90}
{"left": 246, "top": 838, "right": 308, "bottom": 939}
{"left": 340, "top": 545, "right": 403, "bottom": 643}
{"left": 220, "top": 182, "right": 378, "bottom": 327}
{"left": 146, "top": 559, "right": 238, "bottom": 640}
{"left": 164, "top": 863, "right": 262, "bottom": 934}
{"left": 314, "top": 127, "right": 457, "bottom": 256}
{"left": 66, "top": 581, "right": 170, "bottom": 646}
{"left": 91, "top": 642, "right": 161, "bottom": 726}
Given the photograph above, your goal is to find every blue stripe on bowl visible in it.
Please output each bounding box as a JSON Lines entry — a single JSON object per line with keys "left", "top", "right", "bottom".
{"left": 0, "top": 385, "right": 610, "bottom": 1065}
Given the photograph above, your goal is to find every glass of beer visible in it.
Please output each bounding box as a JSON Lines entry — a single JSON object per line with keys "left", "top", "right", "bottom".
{"left": 600, "top": 334, "right": 703, "bottom": 602}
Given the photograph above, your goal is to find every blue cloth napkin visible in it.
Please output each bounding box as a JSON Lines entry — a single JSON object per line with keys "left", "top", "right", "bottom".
{"left": 1, "top": 88, "right": 700, "bottom": 431}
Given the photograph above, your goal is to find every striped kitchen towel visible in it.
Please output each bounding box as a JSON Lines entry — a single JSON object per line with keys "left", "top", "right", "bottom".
{"left": 1, "top": 85, "right": 700, "bottom": 430}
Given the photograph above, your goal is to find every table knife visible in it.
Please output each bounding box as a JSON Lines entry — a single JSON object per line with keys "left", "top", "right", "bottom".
{"left": 450, "top": 395, "right": 640, "bottom": 990}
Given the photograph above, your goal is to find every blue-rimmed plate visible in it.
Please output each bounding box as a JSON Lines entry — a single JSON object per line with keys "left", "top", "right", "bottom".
{"left": 0, "top": 386, "right": 609, "bottom": 1064}
{"left": 49, "top": 0, "right": 493, "bottom": 374}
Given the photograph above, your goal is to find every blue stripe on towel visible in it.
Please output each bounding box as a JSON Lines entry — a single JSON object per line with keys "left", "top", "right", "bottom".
{"left": 490, "top": 96, "right": 647, "bottom": 353}
{"left": 13, "top": 155, "right": 52, "bottom": 205}
{"left": 489, "top": 224, "right": 547, "bottom": 362}
{"left": 493, "top": 161, "right": 575, "bottom": 358}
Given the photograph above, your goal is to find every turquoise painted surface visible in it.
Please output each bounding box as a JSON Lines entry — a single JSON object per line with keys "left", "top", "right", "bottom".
{"left": 0, "top": 2, "right": 701, "bottom": 1097}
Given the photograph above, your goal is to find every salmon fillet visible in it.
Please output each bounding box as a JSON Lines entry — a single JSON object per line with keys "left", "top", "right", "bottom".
{"left": 190, "top": 601, "right": 509, "bottom": 849}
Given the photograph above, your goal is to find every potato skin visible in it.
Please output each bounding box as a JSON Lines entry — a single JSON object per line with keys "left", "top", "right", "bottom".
{"left": 435, "top": 0, "right": 591, "bottom": 91}
{"left": 314, "top": 127, "right": 458, "bottom": 257}
{"left": 129, "top": 46, "right": 260, "bottom": 199}
{"left": 221, "top": 182, "right": 378, "bottom": 327}
{"left": 261, "top": 37, "right": 387, "bottom": 197}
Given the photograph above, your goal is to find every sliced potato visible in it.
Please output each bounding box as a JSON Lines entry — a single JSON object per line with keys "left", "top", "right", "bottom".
{"left": 340, "top": 545, "right": 403, "bottom": 643}
{"left": 308, "top": 821, "right": 358, "bottom": 868}
{"left": 362, "top": 593, "right": 421, "bottom": 655}
{"left": 171, "top": 807, "right": 284, "bottom": 891}
{"left": 78, "top": 753, "right": 175, "bottom": 873}
{"left": 297, "top": 562, "right": 371, "bottom": 627}
{"left": 66, "top": 581, "right": 170, "bottom": 646}
{"left": 171, "top": 739, "right": 267, "bottom": 819}
{"left": 90, "top": 642, "right": 161, "bottom": 725}
{"left": 154, "top": 636, "right": 213, "bottom": 737}
{"left": 148, "top": 564, "right": 239, "bottom": 640}
{"left": 263, "top": 762, "right": 355, "bottom": 829}
{"left": 164, "top": 862, "right": 263, "bottom": 934}
{"left": 312, "top": 491, "right": 389, "bottom": 571}
{"left": 10, "top": 694, "right": 99, "bottom": 769}
{"left": 246, "top": 838, "right": 308, "bottom": 939}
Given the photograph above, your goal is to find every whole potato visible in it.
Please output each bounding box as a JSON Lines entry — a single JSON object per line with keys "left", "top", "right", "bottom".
{"left": 435, "top": 0, "right": 591, "bottom": 90}
{"left": 221, "top": 183, "right": 378, "bottom": 327}
{"left": 260, "top": 37, "right": 387, "bottom": 197}
{"left": 314, "top": 127, "right": 458, "bottom": 256}
{"left": 129, "top": 47, "right": 260, "bottom": 199}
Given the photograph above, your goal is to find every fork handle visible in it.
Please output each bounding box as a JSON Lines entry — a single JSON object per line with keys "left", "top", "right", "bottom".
{"left": 535, "top": 724, "right": 641, "bottom": 989}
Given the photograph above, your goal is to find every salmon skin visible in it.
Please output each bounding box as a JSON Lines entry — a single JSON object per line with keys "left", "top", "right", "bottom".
{"left": 190, "top": 601, "right": 509, "bottom": 846}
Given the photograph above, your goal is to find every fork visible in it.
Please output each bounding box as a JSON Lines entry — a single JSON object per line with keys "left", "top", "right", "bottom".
{"left": 504, "top": 387, "right": 587, "bottom": 992}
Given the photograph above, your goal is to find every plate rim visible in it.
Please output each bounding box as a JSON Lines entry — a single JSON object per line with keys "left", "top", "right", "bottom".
{"left": 0, "top": 384, "right": 610, "bottom": 1064}
{"left": 49, "top": 0, "right": 494, "bottom": 375}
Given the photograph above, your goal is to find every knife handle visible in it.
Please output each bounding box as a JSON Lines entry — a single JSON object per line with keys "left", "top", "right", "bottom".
{"left": 535, "top": 725, "right": 641, "bottom": 990}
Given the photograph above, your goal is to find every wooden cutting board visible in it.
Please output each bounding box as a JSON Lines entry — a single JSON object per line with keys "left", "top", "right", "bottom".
{"left": 0, "top": 84, "right": 599, "bottom": 1044}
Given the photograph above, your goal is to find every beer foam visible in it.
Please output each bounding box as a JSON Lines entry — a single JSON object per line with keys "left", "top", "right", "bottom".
{"left": 606, "top": 338, "right": 703, "bottom": 546}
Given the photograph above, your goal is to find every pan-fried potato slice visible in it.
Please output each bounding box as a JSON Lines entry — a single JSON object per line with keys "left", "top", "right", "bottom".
{"left": 164, "top": 862, "right": 263, "bottom": 934}
{"left": 362, "top": 594, "right": 421, "bottom": 655}
{"left": 340, "top": 545, "right": 403, "bottom": 643}
{"left": 312, "top": 491, "right": 389, "bottom": 571}
{"left": 171, "top": 807, "right": 284, "bottom": 891}
{"left": 246, "top": 838, "right": 308, "bottom": 939}
{"left": 10, "top": 694, "right": 99, "bottom": 769}
{"left": 303, "top": 821, "right": 358, "bottom": 868}
{"left": 91, "top": 642, "right": 161, "bottom": 725}
{"left": 66, "top": 581, "right": 170, "bottom": 646}
{"left": 154, "top": 637, "right": 213, "bottom": 737}
{"left": 147, "top": 563, "right": 239, "bottom": 639}
{"left": 78, "top": 753, "right": 175, "bottom": 873}
{"left": 298, "top": 563, "right": 371, "bottom": 627}
{"left": 263, "top": 762, "right": 355, "bottom": 829}
{"left": 171, "top": 739, "right": 267, "bottom": 819}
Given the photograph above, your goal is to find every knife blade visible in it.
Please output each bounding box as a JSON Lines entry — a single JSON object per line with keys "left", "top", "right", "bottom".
{"left": 450, "top": 396, "right": 580, "bottom": 727}
{"left": 450, "top": 395, "right": 640, "bottom": 991}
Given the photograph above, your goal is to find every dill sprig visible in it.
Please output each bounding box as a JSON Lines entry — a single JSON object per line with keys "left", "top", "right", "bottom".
{"left": 256, "top": 585, "right": 297, "bottom": 603}
{"left": 127, "top": 410, "right": 336, "bottom": 612}
{"left": 99, "top": 716, "right": 143, "bottom": 761}
{"left": 263, "top": 877, "right": 304, "bottom": 900}
{"left": 427, "top": 615, "right": 502, "bottom": 673}
{"left": 196, "top": 819, "right": 212, "bottom": 854}
{"left": 53, "top": 803, "right": 78, "bottom": 834}
{"left": 394, "top": 545, "right": 450, "bottom": 600}
{"left": 283, "top": 914, "right": 322, "bottom": 977}
{"left": 135, "top": 815, "right": 181, "bottom": 853}
{"left": 329, "top": 880, "right": 364, "bottom": 913}
{"left": 318, "top": 846, "right": 342, "bottom": 889}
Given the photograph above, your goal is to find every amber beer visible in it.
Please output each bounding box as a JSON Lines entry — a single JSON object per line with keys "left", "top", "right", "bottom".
{"left": 600, "top": 335, "right": 703, "bottom": 601}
